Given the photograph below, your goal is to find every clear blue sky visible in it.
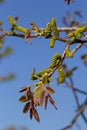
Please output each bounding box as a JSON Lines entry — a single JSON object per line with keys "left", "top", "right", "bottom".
{"left": 0, "top": 0, "right": 87, "bottom": 130}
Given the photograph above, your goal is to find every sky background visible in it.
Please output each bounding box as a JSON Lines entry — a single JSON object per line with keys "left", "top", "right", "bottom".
{"left": 0, "top": 0, "right": 87, "bottom": 130}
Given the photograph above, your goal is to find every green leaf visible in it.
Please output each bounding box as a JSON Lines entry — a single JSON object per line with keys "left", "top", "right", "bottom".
{"left": 0, "top": 20, "right": 2, "bottom": 25}
{"left": 8, "top": 16, "right": 17, "bottom": 26}
{"left": 30, "top": 68, "right": 38, "bottom": 80}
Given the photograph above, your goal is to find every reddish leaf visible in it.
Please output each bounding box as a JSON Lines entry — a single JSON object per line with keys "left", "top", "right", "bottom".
{"left": 25, "top": 88, "right": 32, "bottom": 100}
{"left": 46, "top": 86, "right": 55, "bottom": 94}
{"left": 49, "top": 99, "right": 57, "bottom": 110}
{"left": 44, "top": 95, "right": 49, "bottom": 109}
{"left": 19, "top": 87, "right": 27, "bottom": 92}
{"left": 33, "top": 96, "right": 39, "bottom": 106}
{"left": 40, "top": 90, "right": 45, "bottom": 106}
{"left": 48, "top": 94, "right": 55, "bottom": 104}
{"left": 48, "top": 94, "right": 57, "bottom": 110}
{"left": 30, "top": 107, "right": 34, "bottom": 119}
{"left": 23, "top": 102, "right": 31, "bottom": 113}
{"left": 33, "top": 107, "right": 40, "bottom": 122}
{"left": 19, "top": 95, "right": 27, "bottom": 102}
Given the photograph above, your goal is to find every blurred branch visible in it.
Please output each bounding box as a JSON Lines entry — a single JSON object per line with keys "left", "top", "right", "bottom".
{"left": 0, "top": 47, "right": 13, "bottom": 59}
{"left": 61, "top": 99, "right": 87, "bottom": 130}
{"left": 65, "top": 81, "right": 87, "bottom": 95}
{"left": 0, "top": 74, "right": 15, "bottom": 82}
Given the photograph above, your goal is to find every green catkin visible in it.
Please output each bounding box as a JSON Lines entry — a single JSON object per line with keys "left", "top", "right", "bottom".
{"left": 14, "top": 26, "right": 28, "bottom": 33}
{"left": 65, "top": 48, "right": 73, "bottom": 58}
{"left": 77, "top": 26, "right": 87, "bottom": 33}
{"left": 68, "top": 26, "right": 87, "bottom": 41}
{"left": 45, "top": 22, "right": 51, "bottom": 36}
{"left": 49, "top": 53, "right": 61, "bottom": 68}
{"left": 58, "top": 66, "right": 65, "bottom": 84}
{"left": 68, "top": 32, "right": 74, "bottom": 38}
{"left": 49, "top": 37, "right": 56, "bottom": 48}
{"left": 51, "top": 18, "right": 59, "bottom": 38}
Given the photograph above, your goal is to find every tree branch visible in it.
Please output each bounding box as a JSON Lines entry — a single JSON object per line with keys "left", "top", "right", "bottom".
{"left": 61, "top": 100, "right": 87, "bottom": 130}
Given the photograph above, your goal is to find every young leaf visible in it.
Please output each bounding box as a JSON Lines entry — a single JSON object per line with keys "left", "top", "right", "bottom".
{"left": 33, "top": 96, "right": 40, "bottom": 106}
{"left": 48, "top": 94, "right": 57, "bottom": 110}
{"left": 49, "top": 99, "right": 57, "bottom": 110}
{"left": 46, "top": 86, "right": 55, "bottom": 94}
{"left": 40, "top": 90, "right": 45, "bottom": 106}
{"left": 23, "top": 102, "right": 31, "bottom": 113}
{"left": 19, "top": 95, "right": 27, "bottom": 102}
{"left": 30, "top": 107, "right": 34, "bottom": 120}
{"left": 19, "top": 87, "right": 27, "bottom": 92}
{"left": 33, "top": 107, "right": 40, "bottom": 122}
{"left": 34, "top": 85, "right": 44, "bottom": 99}
{"left": 8, "top": 16, "right": 17, "bottom": 26}
{"left": 44, "top": 95, "right": 49, "bottom": 109}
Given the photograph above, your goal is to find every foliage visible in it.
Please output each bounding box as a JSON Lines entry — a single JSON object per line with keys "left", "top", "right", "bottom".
{"left": 0, "top": 1, "right": 87, "bottom": 130}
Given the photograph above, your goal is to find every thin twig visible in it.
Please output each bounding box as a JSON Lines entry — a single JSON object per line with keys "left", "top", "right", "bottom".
{"left": 65, "top": 80, "right": 87, "bottom": 95}
{"left": 72, "top": 43, "right": 83, "bottom": 54}
{"left": 65, "top": 78, "right": 87, "bottom": 124}
{"left": 61, "top": 100, "right": 87, "bottom": 130}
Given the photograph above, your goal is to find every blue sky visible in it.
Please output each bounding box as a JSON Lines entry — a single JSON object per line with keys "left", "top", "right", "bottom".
{"left": 0, "top": 0, "right": 87, "bottom": 130}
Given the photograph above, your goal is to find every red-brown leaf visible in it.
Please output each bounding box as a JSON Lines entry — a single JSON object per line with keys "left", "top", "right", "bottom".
{"left": 19, "top": 87, "right": 27, "bottom": 92}
{"left": 48, "top": 94, "right": 55, "bottom": 104}
{"left": 46, "top": 87, "right": 55, "bottom": 94}
{"left": 48, "top": 94, "right": 57, "bottom": 110}
{"left": 30, "top": 107, "right": 34, "bottom": 119}
{"left": 33, "top": 107, "right": 40, "bottom": 122}
{"left": 33, "top": 96, "right": 39, "bottom": 106}
{"left": 44, "top": 95, "right": 49, "bottom": 109}
{"left": 25, "top": 88, "right": 32, "bottom": 101}
{"left": 49, "top": 99, "right": 57, "bottom": 110}
{"left": 23, "top": 102, "right": 31, "bottom": 113}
